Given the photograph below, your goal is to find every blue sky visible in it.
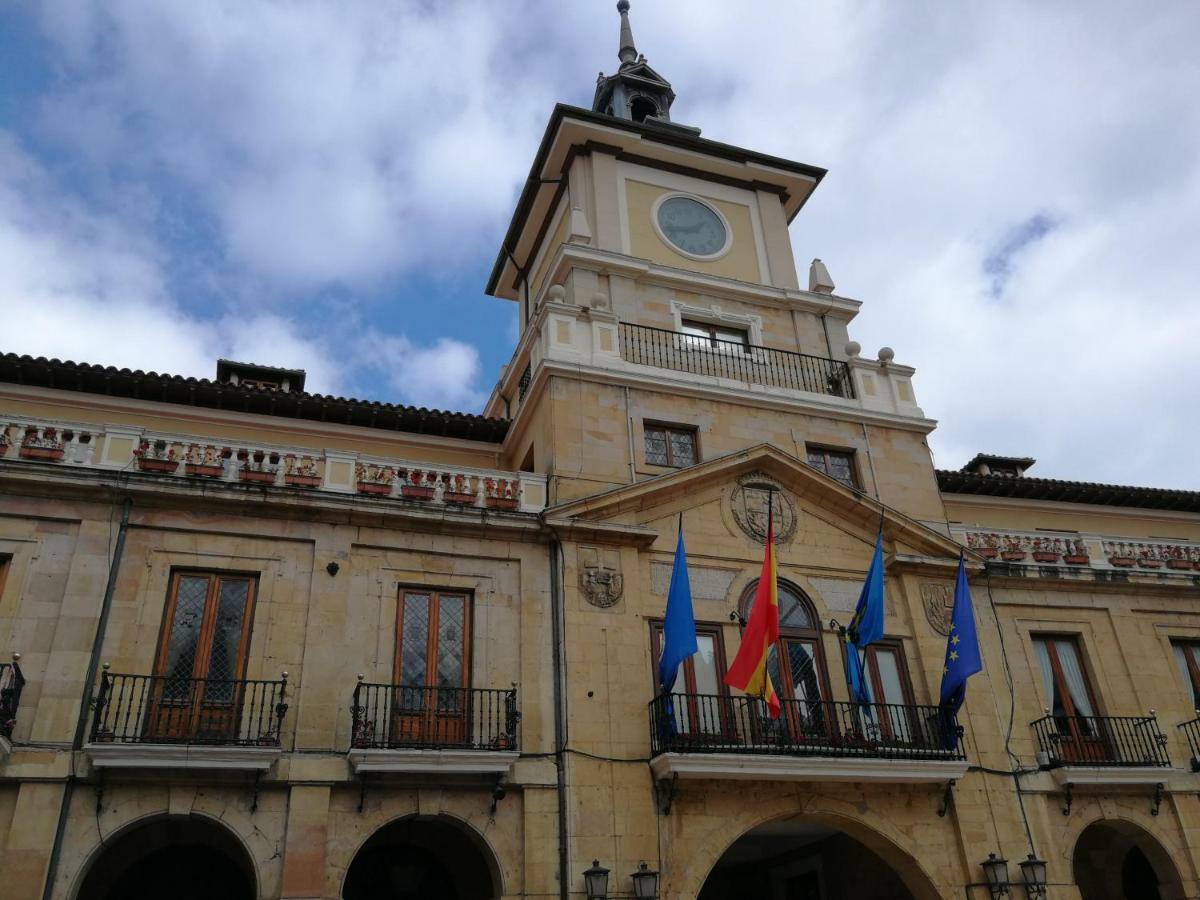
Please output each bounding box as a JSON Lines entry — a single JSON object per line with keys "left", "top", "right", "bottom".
{"left": 2, "top": 1, "right": 1198, "bottom": 488}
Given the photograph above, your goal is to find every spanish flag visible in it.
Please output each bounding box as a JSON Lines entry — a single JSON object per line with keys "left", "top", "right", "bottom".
{"left": 724, "top": 505, "right": 781, "bottom": 718}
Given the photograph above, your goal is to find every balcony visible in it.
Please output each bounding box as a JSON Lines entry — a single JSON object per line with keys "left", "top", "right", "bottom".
{"left": 648, "top": 694, "right": 967, "bottom": 784}
{"left": 347, "top": 682, "right": 519, "bottom": 776}
{"left": 618, "top": 323, "right": 855, "bottom": 400}
{"left": 0, "top": 416, "right": 549, "bottom": 514}
{"left": 0, "top": 655, "right": 26, "bottom": 754}
{"left": 958, "top": 528, "right": 1200, "bottom": 577}
{"left": 85, "top": 670, "right": 289, "bottom": 771}
{"left": 1032, "top": 713, "right": 1171, "bottom": 785}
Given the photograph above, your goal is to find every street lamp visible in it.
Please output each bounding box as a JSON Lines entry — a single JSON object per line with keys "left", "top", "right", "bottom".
{"left": 631, "top": 861, "right": 659, "bottom": 899}
{"left": 1019, "top": 853, "right": 1048, "bottom": 898}
{"left": 583, "top": 860, "right": 610, "bottom": 900}
{"left": 981, "top": 853, "right": 1011, "bottom": 898}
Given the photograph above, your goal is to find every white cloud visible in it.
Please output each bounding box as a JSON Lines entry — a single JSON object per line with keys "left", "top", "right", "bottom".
{"left": 356, "top": 332, "right": 485, "bottom": 412}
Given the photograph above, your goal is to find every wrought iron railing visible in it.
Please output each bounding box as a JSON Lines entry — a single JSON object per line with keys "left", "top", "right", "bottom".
{"left": 1031, "top": 713, "right": 1170, "bottom": 768}
{"left": 517, "top": 363, "right": 532, "bottom": 401}
{"left": 1178, "top": 716, "right": 1200, "bottom": 772}
{"left": 89, "top": 670, "right": 289, "bottom": 746}
{"left": 350, "top": 681, "right": 519, "bottom": 752}
{"left": 648, "top": 694, "right": 964, "bottom": 760}
{"left": 618, "top": 322, "right": 855, "bottom": 399}
{"left": 0, "top": 658, "right": 26, "bottom": 740}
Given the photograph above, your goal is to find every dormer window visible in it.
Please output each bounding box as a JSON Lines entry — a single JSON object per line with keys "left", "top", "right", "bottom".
{"left": 215, "top": 359, "right": 306, "bottom": 394}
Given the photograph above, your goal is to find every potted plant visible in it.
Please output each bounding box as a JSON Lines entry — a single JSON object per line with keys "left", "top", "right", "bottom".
{"left": 239, "top": 449, "right": 279, "bottom": 484}
{"left": 1032, "top": 539, "right": 1061, "bottom": 564}
{"left": 1137, "top": 546, "right": 1163, "bottom": 569}
{"left": 283, "top": 455, "right": 322, "bottom": 488}
{"left": 401, "top": 470, "right": 436, "bottom": 501}
{"left": 134, "top": 439, "right": 179, "bottom": 474}
{"left": 1166, "top": 550, "right": 1194, "bottom": 571}
{"left": 484, "top": 477, "right": 519, "bottom": 511}
{"left": 356, "top": 464, "right": 395, "bottom": 495}
{"left": 19, "top": 426, "right": 65, "bottom": 461}
{"left": 1000, "top": 537, "right": 1026, "bottom": 562}
{"left": 442, "top": 473, "right": 476, "bottom": 505}
{"left": 185, "top": 445, "right": 227, "bottom": 478}
{"left": 1064, "top": 553, "right": 1090, "bottom": 565}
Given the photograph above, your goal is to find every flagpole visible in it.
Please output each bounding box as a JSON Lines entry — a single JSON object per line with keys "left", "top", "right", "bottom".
{"left": 759, "top": 489, "right": 774, "bottom": 707}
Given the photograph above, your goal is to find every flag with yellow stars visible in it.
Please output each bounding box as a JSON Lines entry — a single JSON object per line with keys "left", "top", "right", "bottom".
{"left": 938, "top": 554, "right": 982, "bottom": 718}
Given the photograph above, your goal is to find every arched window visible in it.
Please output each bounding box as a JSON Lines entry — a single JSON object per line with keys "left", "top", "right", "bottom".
{"left": 741, "top": 581, "right": 831, "bottom": 732}
{"left": 630, "top": 96, "right": 659, "bottom": 123}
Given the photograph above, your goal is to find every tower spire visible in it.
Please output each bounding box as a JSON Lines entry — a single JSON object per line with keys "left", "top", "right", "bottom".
{"left": 617, "top": 1, "right": 638, "bottom": 67}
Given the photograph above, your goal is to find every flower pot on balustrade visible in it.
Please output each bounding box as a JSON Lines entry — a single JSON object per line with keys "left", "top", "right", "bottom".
{"left": 1064, "top": 555, "right": 1090, "bottom": 566}
{"left": 1138, "top": 559, "right": 1163, "bottom": 569}
{"left": 443, "top": 491, "right": 477, "bottom": 505}
{"left": 1000, "top": 551, "right": 1027, "bottom": 562}
{"left": 19, "top": 446, "right": 64, "bottom": 461}
{"left": 401, "top": 485, "right": 436, "bottom": 501}
{"left": 239, "top": 470, "right": 277, "bottom": 484}
{"left": 1109, "top": 556, "right": 1136, "bottom": 568}
{"left": 185, "top": 463, "right": 224, "bottom": 478}
{"left": 485, "top": 496, "right": 519, "bottom": 511}
{"left": 1032, "top": 551, "right": 1060, "bottom": 563}
{"left": 973, "top": 548, "right": 999, "bottom": 560}
{"left": 1167, "top": 559, "right": 1194, "bottom": 571}
{"left": 357, "top": 481, "right": 393, "bottom": 496}
{"left": 135, "top": 457, "right": 179, "bottom": 474}
{"left": 284, "top": 474, "right": 322, "bottom": 488}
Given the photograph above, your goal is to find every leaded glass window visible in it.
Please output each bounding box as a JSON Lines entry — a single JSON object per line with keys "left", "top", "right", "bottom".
{"left": 644, "top": 424, "right": 698, "bottom": 468}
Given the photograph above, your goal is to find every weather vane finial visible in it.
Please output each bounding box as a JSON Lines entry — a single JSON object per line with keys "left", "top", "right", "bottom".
{"left": 617, "top": 1, "right": 638, "bottom": 66}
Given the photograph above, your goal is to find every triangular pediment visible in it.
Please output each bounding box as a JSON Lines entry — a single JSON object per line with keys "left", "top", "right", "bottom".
{"left": 546, "top": 443, "right": 963, "bottom": 565}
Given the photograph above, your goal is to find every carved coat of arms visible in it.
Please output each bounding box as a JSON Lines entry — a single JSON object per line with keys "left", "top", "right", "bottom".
{"left": 581, "top": 548, "right": 624, "bottom": 608}
{"left": 730, "top": 473, "right": 797, "bottom": 545}
{"left": 921, "top": 582, "right": 954, "bottom": 636}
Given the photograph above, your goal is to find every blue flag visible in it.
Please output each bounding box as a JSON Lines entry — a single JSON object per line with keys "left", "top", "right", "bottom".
{"left": 939, "top": 555, "right": 982, "bottom": 713}
{"left": 844, "top": 636, "right": 871, "bottom": 707}
{"left": 848, "top": 531, "right": 885, "bottom": 647}
{"left": 659, "top": 524, "right": 698, "bottom": 695}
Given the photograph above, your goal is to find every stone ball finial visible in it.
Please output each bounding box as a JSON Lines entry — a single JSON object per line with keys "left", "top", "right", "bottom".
{"left": 617, "top": 0, "right": 630, "bottom": 13}
{"left": 877, "top": 346, "right": 895, "bottom": 365}
{"left": 547, "top": 284, "right": 566, "bottom": 304}
{"left": 591, "top": 291, "right": 611, "bottom": 311}
{"left": 844, "top": 341, "right": 861, "bottom": 358}
{"left": 11, "top": 652, "right": 19, "bottom": 662}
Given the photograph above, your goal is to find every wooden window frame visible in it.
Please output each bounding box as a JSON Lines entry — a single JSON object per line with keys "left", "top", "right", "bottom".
{"left": 1032, "top": 634, "right": 1108, "bottom": 761}
{"left": 152, "top": 570, "right": 258, "bottom": 685}
{"left": 0, "top": 554, "right": 10, "bottom": 600}
{"left": 805, "top": 444, "right": 861, "bottom": 489}
{"left": 738, "top": 579, "right": 836, "bottom": 707}
{"left": 861, "top": 639, "right": 917, "bottom": 707}
{"left": 680, "top": 318, "right": 750, "bottom": 349}
{"left": 643, "top": 422, "right": 699, "bottom": 468}
{"left": 649, "top": 619, "right": 729, "bottom": 696}
{"left": 1171, "top": 640, "right": 1200, "bottom": 708}
{"left": 394, "top": 587, "right": 473, "bottom": 689}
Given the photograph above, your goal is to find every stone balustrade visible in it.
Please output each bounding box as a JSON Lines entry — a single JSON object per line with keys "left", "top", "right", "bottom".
{"left": 0, "top": 416, "right": 547, "bottom": 513}
{"left": 958, "top": 527, "right": 1200, "bottom": 573}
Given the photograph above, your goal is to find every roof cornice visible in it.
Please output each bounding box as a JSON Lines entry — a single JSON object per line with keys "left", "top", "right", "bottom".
{"left": 937, "top": 469, "right": 1200, "bottom": 513}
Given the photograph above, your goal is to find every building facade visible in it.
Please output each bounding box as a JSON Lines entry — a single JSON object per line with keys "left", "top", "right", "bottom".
{"left": 1, "top": 6, "right": 1199, "bottom": 899}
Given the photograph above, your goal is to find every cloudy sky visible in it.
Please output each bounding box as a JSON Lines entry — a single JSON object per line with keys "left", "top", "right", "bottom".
{"left": 1, "top": 1, "right": 1196, "bottom": 488}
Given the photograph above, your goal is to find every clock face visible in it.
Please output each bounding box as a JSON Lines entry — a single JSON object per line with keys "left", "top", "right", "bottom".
{"left": 656, "top": 196, "right": 728, "bottom": 257}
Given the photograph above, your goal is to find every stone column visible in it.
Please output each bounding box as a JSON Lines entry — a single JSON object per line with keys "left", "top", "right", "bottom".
{"left": 4, "top": 781, "right": 65, "bottom": 900}
{"left": 280, "top": 784, "right": 332, "bottom": 899}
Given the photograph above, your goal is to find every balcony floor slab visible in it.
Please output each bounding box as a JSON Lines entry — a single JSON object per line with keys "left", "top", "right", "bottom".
{"left": 347, "top": 748, "right": 519, "bottom": 776}
{"left": 650, "top": 752, "right": 969, "bottom": 784}
{"left": 1050, "top": 765, "right": 1173, "bottom": 787}
{"left": 85, "top": 743, "right": 281, "bottom": 771}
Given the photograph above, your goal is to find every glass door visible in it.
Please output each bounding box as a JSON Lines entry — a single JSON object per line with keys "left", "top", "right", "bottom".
{"left": 393, "top": 590, "right": 470, "bottom": 746}
{"left": 147, "top": 572, "right": 255, "bottom": 742}
{"left": 1033, "top": 636, "right": 1105, "bottom": 762}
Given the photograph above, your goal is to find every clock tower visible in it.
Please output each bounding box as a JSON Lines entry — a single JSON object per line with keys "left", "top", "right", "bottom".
{"left": 485, "top": 1, "right": 936, "bottom": 518}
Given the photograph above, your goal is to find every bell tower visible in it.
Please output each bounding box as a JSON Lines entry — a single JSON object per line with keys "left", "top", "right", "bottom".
{"left": 592, "top": 1, "right": 677, "bottom": 126}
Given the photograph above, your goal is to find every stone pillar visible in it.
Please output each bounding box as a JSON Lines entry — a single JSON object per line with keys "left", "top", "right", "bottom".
{"left": 4, "top": 782, "right": 65, "bottom": 900}
{"left": 280, "top": 785, "right": 332, "bottom": 899}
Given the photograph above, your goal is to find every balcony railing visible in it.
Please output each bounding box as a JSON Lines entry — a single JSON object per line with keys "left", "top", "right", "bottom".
{"left": 1178, "top": 717, "right": 1200, "bottom": 772}
{"left": 618, "top": 323, "right": 855, "bottom": 400}
{"left": 0, "top": 657, "right": 26, "bottom": 740}
{"left": 350, "top": 682, "right": 519, "bottom": 752}
{"left": 89, "top": 671, "right": 289, "bottom": 746}
{"left": 648, "top": 694, "right": 964, "bottom": 760}
{"left": 1032, "top": 713, "right": 1170, "bottom": 768}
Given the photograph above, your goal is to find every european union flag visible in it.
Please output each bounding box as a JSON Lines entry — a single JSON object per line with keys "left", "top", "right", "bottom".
{"left": 939, "top": 554, "right": 982, "bottom": 716}
{"left": 659, "top": 523, "right": 698, "bottom": 696}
